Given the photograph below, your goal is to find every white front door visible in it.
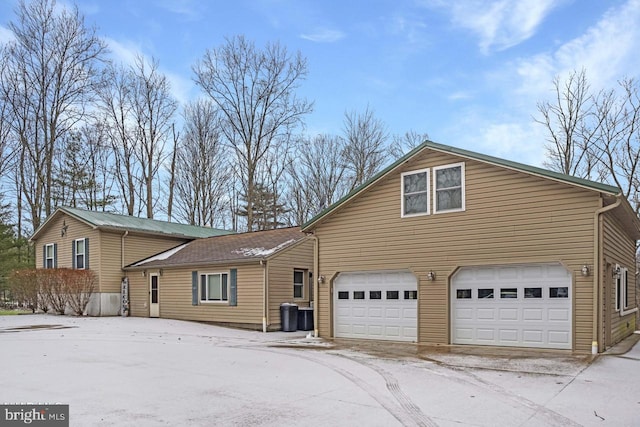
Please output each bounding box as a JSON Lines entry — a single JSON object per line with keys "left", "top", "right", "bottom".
{"left": 149, "top": 274, "right": 159, "bottom": 318}
{"left": 334, "top": 271, "right": 418, "bottom": 342}
{"left": 451, "top": 263, "right": 572, "bottom": 349}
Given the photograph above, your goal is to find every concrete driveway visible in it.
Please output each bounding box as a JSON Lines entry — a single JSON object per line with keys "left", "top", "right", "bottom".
{"left": 1, "top": 315, "right": 638, "bottom": 426}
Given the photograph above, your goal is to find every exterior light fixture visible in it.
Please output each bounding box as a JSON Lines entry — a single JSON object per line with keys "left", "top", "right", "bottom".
{"left": 581, "top": 265, "right": 590, "bottom": 277}
{"left": 613, "top": 264, "right": 621, "bottom": 278}
{"left": 426, "top": 271, "right": 436, "bottom": 281}
{"left": 317, "top": 275, "right": 325, "bottom": 284}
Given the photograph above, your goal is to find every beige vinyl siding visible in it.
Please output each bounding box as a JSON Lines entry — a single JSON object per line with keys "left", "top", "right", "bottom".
{"left": 313, "top": 150, "right": 599, "bottom": 351}
{"left": 267, "top": 239, "right": 314, "bottom": 327}
{"left": 135, "top": 264, "right": 265, "bottom": 326}
{"left": 128, "top": 272, "right": 150, "bottom": 317}
{"left": 603, "top": 211, "right": 637, "bottom": 344}
{"left": 122, "top": 233, "right": 189, "bottom": 266}
{"left": 33, "top": 214, "right": 102, "bottom": 288}
{"left": 98, "top": 232, "right": 125, "bottom": 293}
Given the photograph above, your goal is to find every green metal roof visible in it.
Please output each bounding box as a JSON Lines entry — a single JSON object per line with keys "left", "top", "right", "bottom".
{"left": 31, "top": 206, "right": 234, "bottom": 241}
{"left": 302, "top": 140, "right": 621, "bottom": 231}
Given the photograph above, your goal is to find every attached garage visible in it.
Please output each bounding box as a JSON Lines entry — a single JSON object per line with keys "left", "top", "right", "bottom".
{"left": 334, "top": 271, "right": 418, "bottom": 342}
{"left": 451, "top": 263, "right": 572, "bottom": 349}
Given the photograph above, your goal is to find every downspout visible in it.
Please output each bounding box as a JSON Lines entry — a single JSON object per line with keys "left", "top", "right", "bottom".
{"left": 121, "top": 231, "right": 129, "bottom": 269}
{"left": 309, "top": 233, "right": 320, "bottom": 338}
{"left": 261, "top": 259, "right": 268, "bottom": 333}
{"left": 592, "top": 195, "right": 622, "bottom": 354}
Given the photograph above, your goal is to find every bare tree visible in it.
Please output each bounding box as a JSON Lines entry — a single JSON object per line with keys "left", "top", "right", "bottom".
{"left": 193, "top": 35, "right": 313, "bottom": 231}
{"left": 342, "top": 106, "right": 389, "bottom": 190}
{"left": 99, "top": 63, "right": 140, "bottom": 216}
{"left": 535, "top": 69, "right": 600, "bottom": 178}
{"left": 0, "top": 0, "right": 107, "bottom": 229}
{"left": 129, "top": 55, "right": 177, "bottom": 219}
{"left": 592, "top": 78, "right": 640, "bottom": 213}
{"left": 173, "top": 99, "right": 230, "bottom": 227}
{"left": 388, "top": 130, "right": 429, "bottom": 158}
{"left": 286, "top": 134, "right": 349, "bottom": 225}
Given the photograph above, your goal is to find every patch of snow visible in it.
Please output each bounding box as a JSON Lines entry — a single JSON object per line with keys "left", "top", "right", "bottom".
{"left": 232, "top": 239, "right": 297, "bottom": 258}
{"left": 133, "top": 243, "right": 189, "bottom": 265}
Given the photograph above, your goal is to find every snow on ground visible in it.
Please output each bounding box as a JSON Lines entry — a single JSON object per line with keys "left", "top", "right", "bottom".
{"left": 1, "top": 314, "right": 639, "bottom": 426}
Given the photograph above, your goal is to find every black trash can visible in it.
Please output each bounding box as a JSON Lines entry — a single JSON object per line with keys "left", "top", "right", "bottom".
{"left": 280, "top": 303, "right": 298, "bottom": 332}
{"left": 297, "top": 307, "right": 314, "bottom": 331}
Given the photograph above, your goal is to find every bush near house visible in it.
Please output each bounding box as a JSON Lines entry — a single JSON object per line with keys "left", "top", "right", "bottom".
{"left": 9, "top": 268, "right": 96, "bottom": 315}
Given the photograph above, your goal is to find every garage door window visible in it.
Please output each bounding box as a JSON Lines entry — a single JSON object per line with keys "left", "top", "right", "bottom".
{"left": 354, "top": 291, "right": 365, "bottom": 299}
{"left": 387, "top": 291, "right": 399, "bottom": 299}
{"left": 456, "top": 289, "right": 471, "bottom": 299}
{"left": 370, "top": 291, "right": 382, "bottom": 299}
{"left": 525, "top": 288, "right": 542, "bottom": 298}
{"left": 501, "top": 288, "right": 517, "bottom": 298}
{"left": 550, "top": 287, "right": 568, "bottom": 298}
{"left": 478, "top": 289, "right": 493, "bottom": 299}
{"left": 338, "top": 291, "right": 349, "bottom": 299}
{"left": 404, "top": 290, "right": 417, "bottom": 299}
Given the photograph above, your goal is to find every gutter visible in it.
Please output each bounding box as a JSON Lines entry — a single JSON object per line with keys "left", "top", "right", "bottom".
{"left": 593, "top": 195, "right": 622, "bottom": 354}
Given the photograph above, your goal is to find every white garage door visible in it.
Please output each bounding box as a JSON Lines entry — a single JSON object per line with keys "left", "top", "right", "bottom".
{"left": 334, "top": 271, "right": 417, "bottom": 342}
{"left": 451, "top": 264, "right": 572, "bottom": 349}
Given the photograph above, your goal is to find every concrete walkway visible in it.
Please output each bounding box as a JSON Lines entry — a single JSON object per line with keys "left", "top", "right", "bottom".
{"left": 1, "top": 315, "right": 638, "bottom": 426}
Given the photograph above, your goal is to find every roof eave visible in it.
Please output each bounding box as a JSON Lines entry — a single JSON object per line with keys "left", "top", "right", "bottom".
{"left": 125, "top": 257, "right": 263, "bottom": 271}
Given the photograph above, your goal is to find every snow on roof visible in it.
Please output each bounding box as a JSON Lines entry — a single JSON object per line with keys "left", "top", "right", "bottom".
{"left": 232, "top": 239, "right": 298, "bottom": 258}
{"left": 133, "top": 243, "right": 190, "bottom": 266}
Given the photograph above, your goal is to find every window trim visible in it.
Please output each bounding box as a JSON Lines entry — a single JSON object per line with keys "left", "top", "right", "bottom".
{"left": 45, "top": 243, "right": 55, "bottom": 269}
{"left": 199, "top": 272, "right": 229, "bottom": 304}
{"left": 293, "top": 269, "right": 305, "bottom": 300}
{"left": 616, "top": 266, "right": 637, "bottom": 316}
{"left": 74, "top": 238, "right": 86, "bottom": 270}
{"left": 401, "top": 168, "right": 430, "bottom": 218}
{"left": 433, "top": 162, "right": 465, "bottom": 214}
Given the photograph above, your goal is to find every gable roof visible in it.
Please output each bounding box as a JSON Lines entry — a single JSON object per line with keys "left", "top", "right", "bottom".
{"left": 126, "top": 227, "right": 308, "bottom": 269}
{"left": 30, "top": 206, "right": 234, "bottom": 241}
{"left": 302, "top": 140, "right": 622, "bottom": 231}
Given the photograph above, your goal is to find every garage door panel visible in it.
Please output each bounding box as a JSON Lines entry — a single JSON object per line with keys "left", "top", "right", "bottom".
{"left": 548, "top": 309, "right": 570, "bottom": 321}
{"left": 523, "top": 309, "right": 543, "bottom": 321}
{"left": 452, "top": 263, "right": 572, "bottom": 350}
{"left": 335, "top": 271, "right": 417, "bottom": 342}
{"left": 499, "top": 308, "right": 518, "bottom": 320}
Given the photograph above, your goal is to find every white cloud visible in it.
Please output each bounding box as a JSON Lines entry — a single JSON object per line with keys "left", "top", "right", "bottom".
{"left": 104, "top": 37, "right": 142, "bottom": 68}
{"left": 514, "top": 0, "right": 640, "bottom": 98}
{"left": 158, "top": 0, "right": 203, "bottom": 21}
{"left": 0, "top": 25, "right": 14, "bottom": 45}
{"left": 300, "top": 28, "right": 345, "bottom": 43}
{"left": 427, "top": 0, "right": 561, "bottom": 54}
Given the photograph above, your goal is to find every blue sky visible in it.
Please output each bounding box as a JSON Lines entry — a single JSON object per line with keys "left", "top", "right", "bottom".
{"left": 2, "top": 0, "right": 640, "bottom": 167}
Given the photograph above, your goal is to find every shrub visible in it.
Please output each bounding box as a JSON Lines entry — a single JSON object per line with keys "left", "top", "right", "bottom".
{"left": 66, "top": 269, "right": 96, "bottom": 315}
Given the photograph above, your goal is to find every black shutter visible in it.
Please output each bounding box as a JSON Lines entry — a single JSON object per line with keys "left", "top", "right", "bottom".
{"left": 43, "top": 246, "right": 46, "bottom": 268}
{"left": 85, "top": 238, "right": 89, "bottom": 269}
{"left": 229, "top": 268, "right": 237, "bottom": 306}
{"left": 191, "top": 271, "right": 198, "bottom": 306}
{"left": 72, "top": 241, "right": 76, "bottom": 269}
{"left": 53, "top": 243, "right": 58, "bottom": 268}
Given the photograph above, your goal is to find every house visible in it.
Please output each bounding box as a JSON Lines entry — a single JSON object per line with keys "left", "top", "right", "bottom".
{"left": 123, "top": 227, "right": 314, "bottom": 331}
{"left": 302, "top": 141, "right": 640, "bottom": 353}
{"left": 30, "top": 207, "right": 233, "bottom": 316}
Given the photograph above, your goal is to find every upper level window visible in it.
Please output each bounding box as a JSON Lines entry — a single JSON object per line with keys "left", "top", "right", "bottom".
{"left": 434, "top": 163, "right": 465, "bottom": 213}
{"left": 293, "top": 270, "right": 305, "bottom": 299}
{"left": 401, "top": 168, "right": 430, "bottom": 217}
{"left": 74, "top": 239, "right": 85, "bottom": 269}
{"left": 45, "top": 243, "right": 55, "bottom": 269}
{"left": 200, "top": 272, "right": 228, "bottom": 302}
